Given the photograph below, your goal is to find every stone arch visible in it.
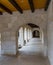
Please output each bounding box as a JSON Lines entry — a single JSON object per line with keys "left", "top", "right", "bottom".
{"left": 16, "top": 22, "right": 44, "bottom": 39}
{"left": 16, "top": 23, "right": 44, "bottom": 51}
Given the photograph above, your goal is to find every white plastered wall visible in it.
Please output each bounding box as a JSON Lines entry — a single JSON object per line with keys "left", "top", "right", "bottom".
{"left": 47, "top": 0, "right": 53, "bottom": 65}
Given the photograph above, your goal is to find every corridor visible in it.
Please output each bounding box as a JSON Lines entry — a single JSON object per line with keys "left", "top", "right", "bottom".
{"left": 0, "top": 0, "right": 53, "bottom": 65}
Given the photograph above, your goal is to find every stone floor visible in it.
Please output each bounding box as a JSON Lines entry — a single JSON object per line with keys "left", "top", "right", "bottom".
{"left": 0, "top": 39, "right": 50, "bottom": 65}
{"left": 0, "top": 53, "right": 50, "bottom": 65}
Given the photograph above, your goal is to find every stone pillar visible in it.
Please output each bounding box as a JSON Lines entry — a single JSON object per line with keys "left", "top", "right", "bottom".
{"left": 1, "top": 31, "right": 16, "bottom": 55}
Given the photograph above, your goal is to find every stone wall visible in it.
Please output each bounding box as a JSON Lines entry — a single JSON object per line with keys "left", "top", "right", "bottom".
{"left": 1, "top": 31, "right": 16, "bottom": 55}
{"left": 0, "top": 9, "right": 48, "bottom": 55}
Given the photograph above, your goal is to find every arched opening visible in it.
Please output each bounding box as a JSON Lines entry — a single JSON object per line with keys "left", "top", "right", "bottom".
{"left": 17, "top": 23, "right": 44, "bottom": 55}
{"left": 18, "top": 25, "right": 32, "bottom": 49}
{"left": 33, "top": 30, "right": 40, "bottom": 38}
